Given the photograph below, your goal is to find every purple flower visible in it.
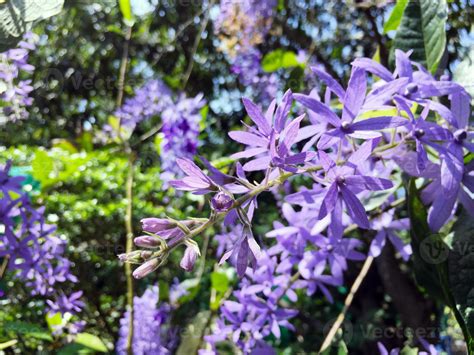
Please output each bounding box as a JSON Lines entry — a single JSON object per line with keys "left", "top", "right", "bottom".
{"left": 394, "top": 96, "right": 452, "bottom": 171}
{"left": 295, "top": 260, "right": 343, "bottom": 302}
{"left": 0, "top": 161, "right": 82, "bottom": 316}
{"left": 0, "top": 33, "right": 37, "bottom": 122}
{"left": 211, "top": 191, "right": 234, "bottom": 212}
{"left": 112, "top": 79, "right": 205, "bottom": 181}
{"left": 47, "top": 291, "right": 84, "bottom": 314}
{"left": 317, "top": 150, "right": 393, "bottom": 229}
{"left": 369, "top": 212, "right": 412, "bottom": 261}
{"left": 352, "top": 49, "right": 465, "bottom": 99}
{"left": 295, "top": 67, "right": 408, "bottom": 149}
{"left": 114, "top": 79, "right": 172, "bottom": 128}
{"left": 117, "top": 286, "right": 175, "bottom": 355}
{"left": 170, "top": 158, "right": 220, "bottom": 194}
{"left": 219, "top": 225, "right": 262, "bottom": 277}
{"left": 423, "top": 159, "right": 474, "bottom": 231}
{"left": 229, "top": 90, "right": 315, "bottom": 172}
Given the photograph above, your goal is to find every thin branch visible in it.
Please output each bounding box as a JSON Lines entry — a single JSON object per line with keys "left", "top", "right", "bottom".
{"left": 181, "top": 0, "right": 215, "bottom": 89}
{"left": 124, "top": 152, "right": 135, "bottom": 355}
{"left": 116, "top": 26, "right": 133, "bottom": 109}
{"left": 0, "top": 255, "right": 10, "bottom": 280}
{"left": 115, "top": 23, "right": 135, "bottom": 355}
{"left": 318, "top": 255, "right": 375, "bottom": 353}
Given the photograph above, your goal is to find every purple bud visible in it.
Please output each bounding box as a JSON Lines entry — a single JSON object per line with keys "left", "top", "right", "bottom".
{"left": 132, "top": 258, "right": 160, "bottom": 279}
{"left": 180, "top": 245, "right": 199, "bottom": 272}
{"left": 140, "top": 250, "right": 153, "bottom": 260}
{"left": 440, "top": 74, "right": 451, "bottom": 81}
{"left": 141, "top": 218, "right": 173, "bottom": 233}
{"left": 211, "top": 191, "right": 233, "bottom": 212}
{"left": 134, "top": 235, "right": 162, "bottom": 248}
{"left": 118, "top": 250, "right": 142, "bottom": 263}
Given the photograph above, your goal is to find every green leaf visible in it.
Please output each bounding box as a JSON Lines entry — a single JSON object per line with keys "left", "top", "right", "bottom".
{"left": 176, "top": 311, "right": 210, "bottom": 355}
{"left": 52, "top": 139, "right": 78, "bottom": 153}
{"left": 74, "top": 333, "right": 108, "bottom": 353}
{"left": 210, "top": 271, "right": 230, "bottom": 310}
{"left": 447, "top": 210, "right": 474, "bottom": 352}
{"left": 405, "top": 178, "right": 446, "bottom": 301}
{"left": 0, "top": 0, "right": 64, "bottom": 51}
{"left": 46, "top": 312, "right": 63, "bottom": 332}
{"left": 262, "top": 50, "right": 301, "bottom": 73}
{"left": 118, "top": 0, "right": 134, "bottom": 26}
{"left": 4, "top": 321, "right": 53, "bottom": 342}
{"left": 383, "top": 0, "right": 409, "bottom": 33}
{"left": 393, "top": 0, "right": 447, "bottom": 73}
{"left": 31, "top": 150, "right": 54, "bottom": 186}
{"left": 211, "top": 271, "right": 229, "bottom": 293}
{"left": 57, "top": 343, "right": 94, "bottom": 355}
{"left": 453, "top": 47, "right": 474, "bottom": 101}
{"left": 78, "top": 132, "right": 93, "bottom": 152}
{"left": 406, "top": 180, "right": 474, "bottom": 354}
{"left": 400, "top": 345, "right": 419, "bottom": 355}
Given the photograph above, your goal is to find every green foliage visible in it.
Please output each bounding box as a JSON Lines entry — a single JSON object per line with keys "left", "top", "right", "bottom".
{"left": 0, "top": 0, "right": 64, "bottom": 51}
{"left": 262, "top": 50, "right": 301, "bottom": 73}
{"left": 320, "top": 340, "right": 348, "bottom": 355}
{"left": 118, "top": 0, "right": 134, "bottom": 26}
{"left": 383, "top": 0, "right": 408, "bottom": 34}
{"left": 210, "top": 270, "right": 231, "bottom": 310}
{"left": 405, "top": 178, "right": 445, "bottom": 300}
{"left": 406, "top": 179, "right": 473, "bottom": 353}
{"left": 176, "top": 311, "right": 210, "bottom": 355}
{"left": 3, "top": 321, "right": 52, "bottom": 342}
{"left": 74, "top": 333, "right": 108, "bottom": 352}
{"left": 393, "top": 0, "right": 447, "bottom": 73}
{"left": 448, "top": 211, "right": 474, "bottom": 352}
{"left": 453, "top": 48, "right": 474, "bottom": 101}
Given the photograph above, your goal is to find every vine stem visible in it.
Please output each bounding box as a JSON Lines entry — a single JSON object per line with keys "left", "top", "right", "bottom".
{"left": 318, "top": 255, "right": 375, "bottom": 353}
{"left": 115, "top": 22, "right": 134, "bottom": 355}
{"left": 0, "top": 255, "right": 10, "bottom": 280}
{"left": 116, "top": 26, "right": 132, "bottom": 109}
{"left": 124, "top": 151, "right": 135, "bottom": 355}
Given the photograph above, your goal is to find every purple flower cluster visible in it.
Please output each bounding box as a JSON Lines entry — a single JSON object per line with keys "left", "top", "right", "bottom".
{"left": 126, "top": 50, "right": 472, "bottom": 353}
{"left": 0, "top": 32, "right": 37, "bottom": 122}
{"left": 114, "top": 79, "right": 205, "bottom": 179}
{"left": 115, "top": 79, "right": 172, "bottom": 129}
{"left": 0, "top": 161, "right": 83, "bottom": 316}
{"left": 202, "top": 251, "right": 297, "bottom": 354}
{"left": 116, "top": 285, "right": 176, "bottom": 355}
{"left": 214, "top": 0, "right": 279, "bottom": 104}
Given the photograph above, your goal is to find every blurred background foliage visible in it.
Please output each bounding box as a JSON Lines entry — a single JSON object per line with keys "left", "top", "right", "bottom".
{"left": 0, "top": 0, "right": 473, "bottom": 353}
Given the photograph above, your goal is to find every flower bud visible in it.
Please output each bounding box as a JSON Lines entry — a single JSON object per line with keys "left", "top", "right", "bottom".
{"left": 118, "top": 250, "right": 142, "bottom": 263}
{"left": 134, "top": 235, "right": 162, "bottom": 248}
{"left": 141, "top": 218, "right": 174, "bottom": 233}
{"left": 211, "top": 191, "right": 233, "bottom": 212}
{"left": 180, "top": 243, "right": 200, "bottom": 272}
{"left": 140, "top": 250, "right": 154, "bottom": 260}
{"left": 132, "top": 258, "right": 160, "bottom": 279}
